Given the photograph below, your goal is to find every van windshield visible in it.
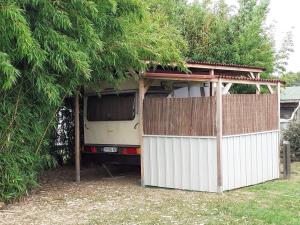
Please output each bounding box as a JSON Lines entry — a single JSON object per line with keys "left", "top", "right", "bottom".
{"left": 87, "top": 93, "right": 136, "bottom": 121}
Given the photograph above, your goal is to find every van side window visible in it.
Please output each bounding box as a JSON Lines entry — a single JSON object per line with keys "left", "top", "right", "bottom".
{"left": 87, "top": 93, "right": 136, "bottom": 121}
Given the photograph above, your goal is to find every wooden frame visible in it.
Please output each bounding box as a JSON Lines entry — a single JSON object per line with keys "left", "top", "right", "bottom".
{"left": 187, "top": 63, "right": 264, "bottom": 73}
{"left": 75, "top": 93, "right": 80, "bottom": 182}
{"left": 145, "top": 72, "right": 279, "bottom": 86}
{"left": 75, "top": 63, "right": 282, "bottom": 186}
{"left": 139, "top": 79, "right": 146, "bottom": 186}
{"left": 216, "top": 79, "right": 223, "bottom": 192}
{"left": 277, "top": 82, "right": 281, "bottom": 177}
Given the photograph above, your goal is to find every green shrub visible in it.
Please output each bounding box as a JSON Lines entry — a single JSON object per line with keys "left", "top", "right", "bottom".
{"left": 283, "top": 122, "right": 300, "bottom": 161}
{"left": 0, "top": 150, "right": 56, "bottom": 201}
{"left": 0, "top": 85, "right": 57, "bottom": 202}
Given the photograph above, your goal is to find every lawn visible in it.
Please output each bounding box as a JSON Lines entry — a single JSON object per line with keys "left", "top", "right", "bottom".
{"left": 1, "top": 163, "right": 300, "bottom": 225}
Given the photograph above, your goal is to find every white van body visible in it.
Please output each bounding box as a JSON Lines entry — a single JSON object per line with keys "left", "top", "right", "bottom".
{"left": 84, "top": 79, "right": 140, "bottom": 147}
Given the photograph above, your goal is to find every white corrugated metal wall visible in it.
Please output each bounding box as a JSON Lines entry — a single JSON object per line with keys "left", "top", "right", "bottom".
{"left": 143, "top": 135, "right": 218, "bottom": 192}
{"left": 221, "top": 131, "right": 280, "bottom": 191}
{"left": 143, "top": 131, "right": 279, "bottom": 192}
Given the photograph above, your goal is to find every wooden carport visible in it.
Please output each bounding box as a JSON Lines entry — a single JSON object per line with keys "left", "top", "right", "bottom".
{"left": 75, "top": 62, "right": 283, "bottom": 192}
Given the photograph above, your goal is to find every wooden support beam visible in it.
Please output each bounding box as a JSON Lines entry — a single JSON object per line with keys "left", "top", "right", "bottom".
{"left": 222, "top": 83, "right": 232, "bottom": 95}
{"left": 267, "top": 84, "right": 274, "bottom": 94}
{"left": 277, "top": 82, "right": 281, "bottom": 178}
{"left": 283, "top": 141, "right": 291, "bottom": 179}
{"left": 186, "top": 63, "right": 264, "bottom": 73}
{"left": 74, "top": 93, "right": 80, "bottom": 182}
{"left": 139, "top": 79, "right": 145, "bottom": 186}
{"left": 210, "top": 70, "right": 215, "bottom": 96}
{"left": 250, "top": 72, "right": 261, "bottom": 94}
{"left": 222, "top": 79, "right": 277, "bottom": 86}
{"left": 145, "top": 73, "right": 278, "bottom": 86}
{"left": 216, "top": 79, "right": 223, "bottom": 192}
{"left": 144, "top": 79, "right": 152, "bottom": 93}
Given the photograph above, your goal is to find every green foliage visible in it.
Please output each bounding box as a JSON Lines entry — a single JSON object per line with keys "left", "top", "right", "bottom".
{"left": 0, "top": 148, "right": 56, "bottom": 201}
{"left": 281, "top": 72, "right": 300, "bottom": 87}
{"left": 188, "top": 0, "right": 274, "bottom": 75}
{"left": 0, "top": 0, "right": 184, "bottom": 202}
{"left": 148, "top": 0, "right": 291, "bottom": 94}
{"left": 275, "top": 31, "right": 294, "bottom": 76}
{"left": 151, "top": 0, "right": 290, "bottom": 78}
{"left": 283, "top": 122, "right": 300, "bottom": 160}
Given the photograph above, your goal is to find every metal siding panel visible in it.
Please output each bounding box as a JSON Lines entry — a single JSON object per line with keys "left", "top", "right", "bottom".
{"left": 199, "top": 139, "right": 209, "bottom": 191}
{"left": 261, "top": 133, "right": 268, "bottom": 181}
{"left": 274, "top": 132, "right": 280, "bottom": 178}
{"left": 143, "top": 136, "right": 217, "bottom": 192}
{"left": 221, "top": 131, "right": 280, "bottom": 191}
{"left": 221, "top": 138, "right": 227, "bottom": 191}
{"left": 240, "top": 136, "right": 247, "bottom": 187}
{"left": 266, "top": 132, "right": 273, "bottom": 180}
{"left": 251, "top": 133, "right": 259, "bottom": 184}
{"left": 157, "top": 137, "right": 166, "bottom": 187}
{"left": 270, "top": 132, "right": 275, "bottom": 179}
{"left": 190, "top": 138, "right": 200, "bottom": 190}
{"left": 143, "top": 137, "right": 151, "bottom": 185}
{"left": 227, "top": 137, "right": 235, "bottom": 190}
{"left": 256, "top": 134, "right": 263, "bottom": 183}
{"left": 165, "top": 137, "right": 174, "bottom": 188}
{"left": 208, "top": 139, "right": 218, "bottom": 192}
{"left": 181, "top": 138, "right": 191, "bottom": 190}
{"left": 173, "top": 138, "right": 182, "bottom": 189}
{"left": 245, "top": 135, "right": 252, "bottom": 186}
{"left": 233, "top": 136, "right": 242, "bottom": 188}
{"left": 264, "top": 133, "right": 270, "bottom": 180}
{"left": 222, "top": 138, "right": 229, "bottom": 191}
{"left": 150, "top": 137, "right": 158, "bottom": 186}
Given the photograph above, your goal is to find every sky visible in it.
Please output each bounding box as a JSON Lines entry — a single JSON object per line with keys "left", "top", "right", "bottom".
{"left": 190, "top": 0, "right": 300, "bottom": 72}
{"left": 267, "top": 0, "right": 299, "bottom": 72}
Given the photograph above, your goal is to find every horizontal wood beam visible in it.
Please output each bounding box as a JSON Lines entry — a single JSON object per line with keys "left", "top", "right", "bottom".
{"left": 226, "top": 79, "right": 278, "bottom": 86}
{"left": 187, "top": 63, "right": 264, "bottom": 73}
{"left": 145, "top": 73, "right": 279, "bottom": 86}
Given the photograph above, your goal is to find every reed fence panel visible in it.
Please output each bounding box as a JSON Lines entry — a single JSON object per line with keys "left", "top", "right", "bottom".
{"left": 144, "top": 97, "right": 216, "bottom": 136}
{"left": 222, "top": 94, "right": 278, "bottom": 135}
{"left": 144, "top": 94, "right": 278, "bottom": 137}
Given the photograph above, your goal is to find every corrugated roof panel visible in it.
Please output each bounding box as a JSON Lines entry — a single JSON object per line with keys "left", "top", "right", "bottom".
{"left": 281, "top": 86, "right": 300, "bottom": 100}
{"left": 186, "top": 60, "right": 265, "bottom": 71}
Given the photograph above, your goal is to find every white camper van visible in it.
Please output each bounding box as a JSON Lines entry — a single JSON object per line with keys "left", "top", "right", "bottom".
{"left": 83, "top": 78, "right": 210, "bottom": 165}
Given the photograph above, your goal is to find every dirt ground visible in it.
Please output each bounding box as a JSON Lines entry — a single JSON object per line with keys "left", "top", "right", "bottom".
{"left": 1, "top": 164, "right": 300, "bottom": 225}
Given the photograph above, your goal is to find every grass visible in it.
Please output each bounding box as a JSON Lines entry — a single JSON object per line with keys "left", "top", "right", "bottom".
{"left": 2, "top": 164, "right": 300, "bottom": 225}
{"left": 90, "top": 163, "right": 300, "bottom": 225}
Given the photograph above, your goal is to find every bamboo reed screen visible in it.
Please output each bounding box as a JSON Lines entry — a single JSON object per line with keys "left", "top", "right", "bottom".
{"left": 143, "top": 97, "right": 216, "bottom": 136}
{"left": 222, "top": 94, "right": 278, "bottom": 135}
{"left": 143, "top": 94, "right": 278, "bottom": 137}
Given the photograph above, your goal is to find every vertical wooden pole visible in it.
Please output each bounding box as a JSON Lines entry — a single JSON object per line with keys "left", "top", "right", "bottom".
{"left": 210, "top": 69, "right": 215, "bottom": 96}
{"left": 277, "top": 82, "right": 281, "bottom": 177}
{"left": 75, "top": 93, "right": 80, "bottom": 182}
{"left": 139, "top": 79, "right": 145, "bottom": 186}
{"left": 216, "top": 79, "right": 223, "bottom": 192}
{"left": 256, "top": 73, "right": 261, "bottom": 94}
{"left": 283, "top": 141, "right": 291, "bottom": 179}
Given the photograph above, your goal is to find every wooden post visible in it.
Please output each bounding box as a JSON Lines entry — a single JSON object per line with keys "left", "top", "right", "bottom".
{"left": 210, "top": 70, "right": 215, "bottom": 96}
{"left": 75, "top": 93, "right": 80, "bottom": 182}
{"left": 277, "top": 82, "right": 281, "bottom": 178}
{"left": 139, "top": 79, "right": 145, "bottom": 186}
{"left": 283, "top": 141, "right": 291, "bottom": 179}
{"left": 256, "top": 73, "right": 261, "bottom": 94}
{"left": 216, "top": 79, "right": 223, "bottom": 192}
